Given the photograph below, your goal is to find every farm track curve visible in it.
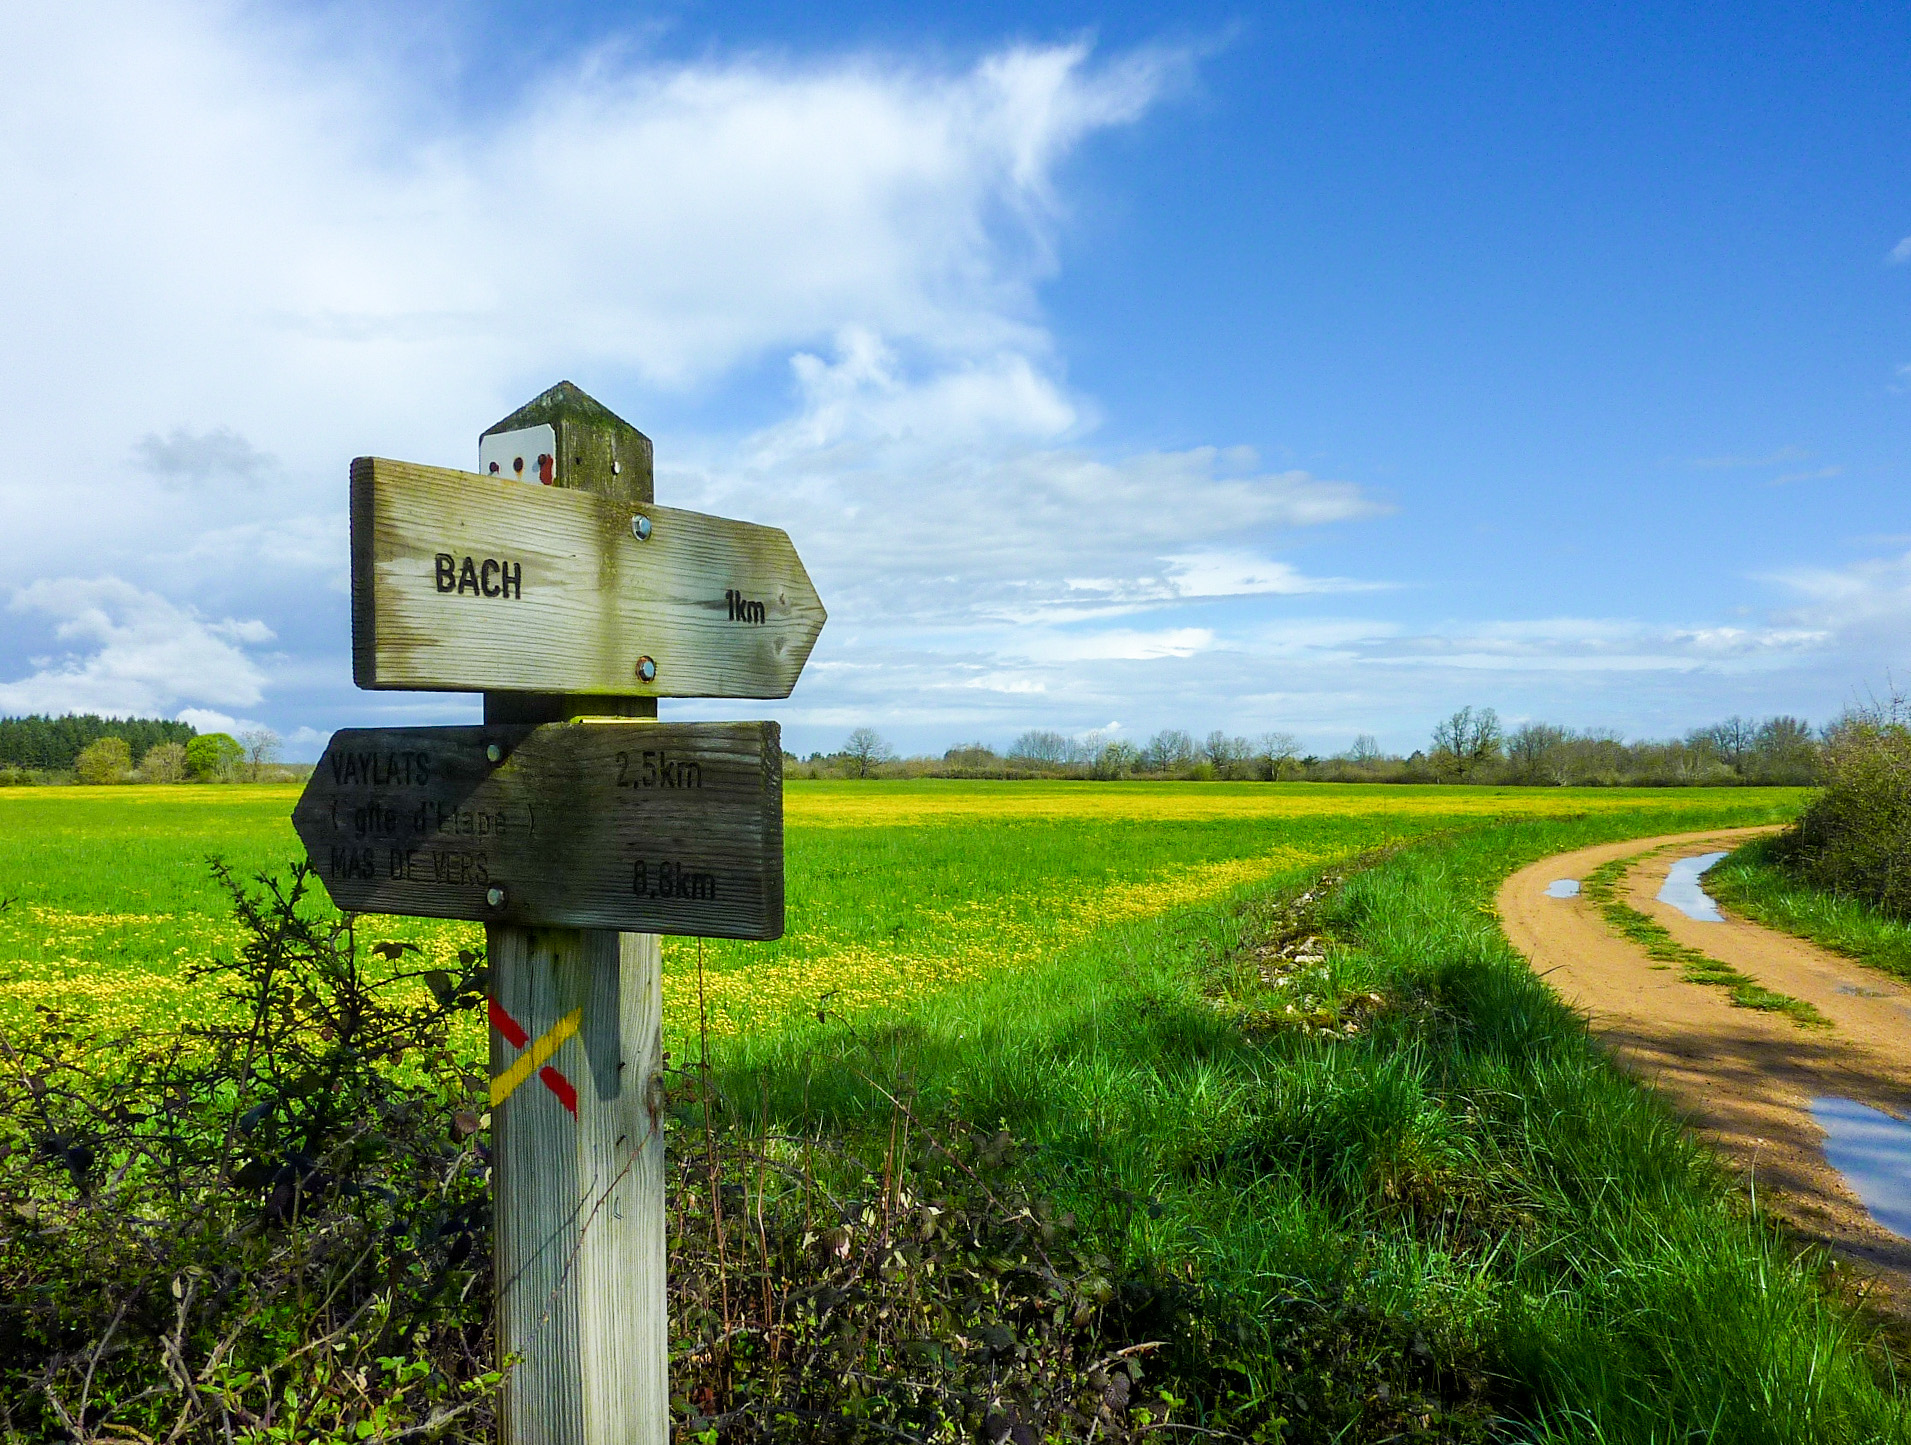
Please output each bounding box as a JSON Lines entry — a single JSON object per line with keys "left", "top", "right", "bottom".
{"left": 1498, "top": 827, "right": 1911, "bottom": 1311}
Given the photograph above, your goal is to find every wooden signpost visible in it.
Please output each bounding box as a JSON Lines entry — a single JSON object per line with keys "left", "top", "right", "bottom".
{"left": 294, "top": 381, "right": 821, "bottom": 1445}
{"left": 292, "top": 720, "right": 784, "bottom": 938}
{"left": 351, "top": 458, "right": 825, "bottom": 697}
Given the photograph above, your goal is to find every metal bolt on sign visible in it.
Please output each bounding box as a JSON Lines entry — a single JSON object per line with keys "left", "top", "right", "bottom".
{"left": 294, "top": 380, "right": 824, "bottom": 1445}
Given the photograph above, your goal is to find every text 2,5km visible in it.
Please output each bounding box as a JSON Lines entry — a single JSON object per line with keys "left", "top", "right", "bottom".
{"left": 616, "top": 750, "right": 704, "bottom": 789}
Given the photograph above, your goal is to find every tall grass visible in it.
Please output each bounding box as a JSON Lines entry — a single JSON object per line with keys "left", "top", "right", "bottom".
{"left": 8, "top": 782, "right": 1896, "bottom": 1438}
{"left": 1711, "top": 835, "right": 1911, "bottom": 984}
{"left": 707, "top": 808, "right": 1906, "bottom": 1441}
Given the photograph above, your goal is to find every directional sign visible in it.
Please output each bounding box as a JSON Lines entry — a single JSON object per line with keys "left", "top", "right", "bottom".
{"left": 350, "top": 457, "right": 826, "bottom": 697}
{"left": 293, "top": 720, "right": 783, "bottom": 939}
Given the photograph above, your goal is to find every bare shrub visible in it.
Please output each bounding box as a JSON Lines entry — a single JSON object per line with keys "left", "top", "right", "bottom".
{"left": 1782, "top": 687, "right": 1911, "bottom": 918}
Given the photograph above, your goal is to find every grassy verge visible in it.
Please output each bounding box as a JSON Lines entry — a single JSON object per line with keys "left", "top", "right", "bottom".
{"left": 1710, "top": 835, "right": 1911, "bottom": 985}
{"left": 1579, "top": 852, "right": 1829, "bottom": 1026}
{"left": 706, "top": 805, "right": 1906, "bottom": 1442}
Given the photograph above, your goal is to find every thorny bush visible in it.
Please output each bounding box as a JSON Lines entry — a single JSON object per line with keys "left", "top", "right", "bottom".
{"left": 0, "top": 863, "right": 498, "bottom": 1442}
{"left": 1782, "top": 685, "right": 1911, "bottom": 919}
{"left": 0, "top": 865, "right": 1264, "bottom": 1444}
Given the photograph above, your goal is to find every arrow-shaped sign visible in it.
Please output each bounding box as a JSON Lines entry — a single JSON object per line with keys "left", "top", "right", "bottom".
{"left": 292, "top": 720, "right": 783, "bottom": 939}
{"left": 350, "top": 457, "right": 826, "bottom": 698}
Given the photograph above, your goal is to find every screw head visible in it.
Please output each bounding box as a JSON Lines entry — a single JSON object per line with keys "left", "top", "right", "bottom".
{"left": 485, "top": 743, "right": 502, "bottom": 764}
{"left": 635, "top": 656, "right": 657, "bottom": 683}
{"left": 486, "top": 886, "right": 506, "bottom": 909}
{"left": 630, "top": 514, "right": 652, "bottom": 541}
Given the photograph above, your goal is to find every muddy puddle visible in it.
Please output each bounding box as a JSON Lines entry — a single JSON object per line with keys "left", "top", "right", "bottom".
{"left": 1657, "top": 851, "right": 1729, "bottom": 921}
{"left": 1812, "top": 1097, "right": 1911, "bottom": 1241}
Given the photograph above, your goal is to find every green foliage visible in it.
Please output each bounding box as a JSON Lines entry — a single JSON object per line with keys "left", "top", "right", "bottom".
{"left": 1781, "top": 696, "right": 1911, "bottom": 918}
{"left": 0, "top": 864, "right": 497, "bottom": 1442}
{"left": 138, "top": 740, "right": 191, "bottom": 783}
{"left": 186, "top": 732, "right": 245, "bottom": 781}
{"left": 0, "top": 714, "right": 194, "bottom": 771}
{"left": 72, "top": 736, "right": 132, "bottom": 785}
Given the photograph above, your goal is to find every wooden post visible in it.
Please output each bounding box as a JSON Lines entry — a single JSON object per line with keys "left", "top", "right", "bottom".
{"left": 482, "top": 382, "right": 667, "bottom": 1445}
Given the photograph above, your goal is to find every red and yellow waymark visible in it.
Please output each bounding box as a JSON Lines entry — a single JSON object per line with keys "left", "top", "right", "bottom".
{"left": 489, "top": 998, "right": 581, "bottom": 1115}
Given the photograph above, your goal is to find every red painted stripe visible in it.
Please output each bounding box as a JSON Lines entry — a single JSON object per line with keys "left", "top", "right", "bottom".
{"left": 540, "top": 1066, "right": 578, "bottom": 1116}
{"left": 488, "top": 997, "right": 529, "bottom": 1050}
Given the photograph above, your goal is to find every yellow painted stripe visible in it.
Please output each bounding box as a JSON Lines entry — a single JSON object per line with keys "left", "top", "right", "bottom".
{"left": 489, "top": 1008, "right": 582, "bottom": 1108}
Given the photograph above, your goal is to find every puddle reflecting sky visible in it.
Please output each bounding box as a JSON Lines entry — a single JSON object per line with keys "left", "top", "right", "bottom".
{"left": 1658, "top": 851, "right": 1729, "bottom": 922}
{"left": 1812, "top": 1097, "right": 1911, "bottom": 1241}
{"left": 1545, "top": 879, "right": 1580, "bottom": 897}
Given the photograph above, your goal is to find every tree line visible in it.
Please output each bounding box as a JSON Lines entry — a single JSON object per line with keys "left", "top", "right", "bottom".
{"left": 0, "top": 714, "right": 195, "bottom": 771}
{"left": 794, "top": 708, "right": 1828, "bottom": 785}
{"left": 0, "top": 714, "right": 291, "bottom": 784}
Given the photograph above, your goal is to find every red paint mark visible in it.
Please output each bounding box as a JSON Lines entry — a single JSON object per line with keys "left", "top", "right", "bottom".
{"left": 537, "top": 453, "right": 555, "bottom": 485}
{"left": 489, "top": 997, "right": 529, "bottom": 1050}
{"left": 540, "top": 1066, "right": 578, "bottom": 1116}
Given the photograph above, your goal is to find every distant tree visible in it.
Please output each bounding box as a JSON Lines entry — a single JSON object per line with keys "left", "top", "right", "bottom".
{"left": 1346, "top": 734, "right": 1382, "bottom": 764}
{"left": 1506, "top": 722, "right": 1570, "bottom": 784}
{"left": 187, "top": 732, "right": 244, "bottom": 782}
{"left": 1694, "top": 716, "right": 1757, "bottom": 774}
{"left": 238, "top": 728, "right": 282, "bottom": 782}
{"left": 1200, "top": 732, "right": 1257, "bottom": 778}
{"left": 942, "top": 742, "right": 1000, "bottom": 771}
{"left": 1749, "top": 716, "right": 1821, "bottom": 784}
{"left": 74, "top": 736, "right": 132, "bottom": 784}
{"left": 1092, "top": 740, "right": 1143, "bottom": 779}
{"left": 1430, "top": 706, "right": 1502, "bottom": 781}
{"left": 1143, "top": 729, "right": 1196, "bottom": 774}
{"left": 1257, "top": 731, "right": 1302, "bottom": 781}
{"left": 1009, "top": 730, "right": 1071, "bottom": 767}
{"left": 138, "top": 741, "right": 190, "bottom": 783}
{"left": 843, "top": 728, "right": 894, "bottom": 779}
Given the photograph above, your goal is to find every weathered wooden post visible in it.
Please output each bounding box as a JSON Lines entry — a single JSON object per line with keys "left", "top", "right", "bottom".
{"left": 298, "top": 380, "right": 825, "bottom": 1444}
{"left": 480, "top": 384, "right": 663, "bottom": 1445}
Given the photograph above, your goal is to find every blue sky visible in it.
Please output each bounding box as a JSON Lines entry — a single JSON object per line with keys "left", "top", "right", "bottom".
{"left": 0, "top": 1, "right": 1906, "bottom": 759}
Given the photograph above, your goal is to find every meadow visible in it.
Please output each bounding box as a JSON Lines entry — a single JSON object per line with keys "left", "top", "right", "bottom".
{"left": 0, "top": 779, "right": 1799, "bottom": 1039}
{"left": 17, "top": 778, "right": 1911, "bottom": 1443}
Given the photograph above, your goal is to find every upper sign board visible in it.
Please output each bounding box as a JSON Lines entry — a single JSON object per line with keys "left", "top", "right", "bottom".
{"left": 350, "top": 457, "right": 826, "bottom": 697}
{"left": 293, "top": 720, "right": 783, "bottom": 938}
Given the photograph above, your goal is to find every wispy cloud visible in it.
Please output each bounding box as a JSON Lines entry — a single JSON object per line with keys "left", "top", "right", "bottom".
{"left": 0, "top": 577, "right": 274, "bottom": 717}
{"left": 1689, "top": 446, "right": 1809, "bottom": 470}
{"left": 1890, "top": 235, "right": 1911, "bottom": 264}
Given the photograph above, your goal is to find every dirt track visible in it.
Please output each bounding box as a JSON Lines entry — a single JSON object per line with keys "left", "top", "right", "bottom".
{"left": 1498, "top": 828, "right": 1911, "bottom": 1300}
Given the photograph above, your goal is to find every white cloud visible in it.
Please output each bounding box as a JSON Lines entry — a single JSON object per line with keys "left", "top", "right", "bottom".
{"left": 0, "top": 578, "right": 273, "bottom": 716}
{"left": 1890, "top": 236, "right": 1911, "bottom": 264}
{"left": 176, "top": 707, "right": 270, "bottom": 737}
{"left": 1023, "top": 627, "right": 1215, "bottom": 661}
{"left": 1161, "top": 551, "right": 1383, "bottom": 599}
{"left": 1766, "top": 550, "right": 1911, "bottom": 632}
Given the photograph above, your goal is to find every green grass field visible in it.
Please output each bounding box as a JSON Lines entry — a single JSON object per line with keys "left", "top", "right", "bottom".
{"left": 16, "top": 779, "right": 1911, "bottom": 1442}
{"left": 0, "top": 780, "right": 1801, "bottom": 1040}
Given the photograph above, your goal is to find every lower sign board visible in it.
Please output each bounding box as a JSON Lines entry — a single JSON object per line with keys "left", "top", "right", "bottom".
{"left": 292, "top": 720, "right": 782, "bottom": 939}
